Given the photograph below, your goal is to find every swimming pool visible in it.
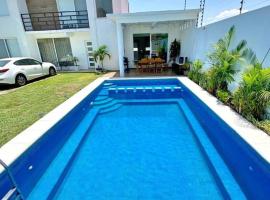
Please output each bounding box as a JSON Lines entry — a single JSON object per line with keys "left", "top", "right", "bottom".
{"left": 0, "top": 78, "right": 270, "bottom": 199}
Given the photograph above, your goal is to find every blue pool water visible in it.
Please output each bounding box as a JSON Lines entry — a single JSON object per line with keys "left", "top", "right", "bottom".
{"left": 1, "top": 79, "right": 270, "bottom": 199}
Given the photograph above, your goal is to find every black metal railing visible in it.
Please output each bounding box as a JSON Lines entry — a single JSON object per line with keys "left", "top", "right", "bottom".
{"left": 21, "top": 10, "right": 89, "bottom": 31}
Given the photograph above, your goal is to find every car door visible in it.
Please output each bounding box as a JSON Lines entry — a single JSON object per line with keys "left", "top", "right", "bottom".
{"left": 26, "top": 59, "right": 43, "bottom": 78}
{"left": 14, "top": 59, "right": 42, "bottom": 80}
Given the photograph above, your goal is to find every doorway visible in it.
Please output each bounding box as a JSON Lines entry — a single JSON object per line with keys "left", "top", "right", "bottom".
{"left": 133, "top": 33, "right": 168, "bottom": 62}
{"left": 133, "top": 34, "right": 150, "bottom": 62}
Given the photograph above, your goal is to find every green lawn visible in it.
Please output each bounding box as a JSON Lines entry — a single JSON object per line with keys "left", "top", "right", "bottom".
{"left": 0, "top": 73, "right": 100, "bottom": 147}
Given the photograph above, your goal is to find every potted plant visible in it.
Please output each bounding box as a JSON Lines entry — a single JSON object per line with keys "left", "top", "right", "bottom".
{"left": 59, "top": 55, "right": 79, "bottom": 71}
{"left": 169, "top": 39, "right": 180, "bottom": 63}
{"left": 93, "top": 45, "right": 111, "bottom": 72}
{"left": 169, "top": 39, "right": 181, "bottom": 73}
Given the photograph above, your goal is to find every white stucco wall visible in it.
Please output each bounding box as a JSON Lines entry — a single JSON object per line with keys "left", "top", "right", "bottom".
{"left": 95, "top": 18, "right": 118, "bottom": 70}
{"left": 180, "top": 5, "right": 270, "bottom": 68}
{"left": 123, "top": 22, "right": 184, "bottom": 68}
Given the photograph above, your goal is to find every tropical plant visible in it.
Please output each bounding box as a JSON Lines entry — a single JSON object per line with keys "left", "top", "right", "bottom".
{"left": 93, "top": 45, "right": 111, "bottom": 69}
{"left": 188, "top": 59, "right": 203, "bottom": 83}
{"left": 216, "top": 89, "right": 231, "bottom": 104}
{"left": 207, "top": 25, "right": 248, "bottom": 94}
{"left": 169, "top": 39, "right": 180, "bottom": 62}
{"left": 158, "top": 45, "right": 167, "bottom": 60}
{"left": 232, "top": 62, "right": 270, "bottom": 120}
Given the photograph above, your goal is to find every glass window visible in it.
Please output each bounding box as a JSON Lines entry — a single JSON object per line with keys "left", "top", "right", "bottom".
{"left": 0, "top": 0, "right": 9, "bottom": 16}
{"left": 0, "top": 60, "right": 10, "bottom": 67}
{"left": 54, "top": 38, "right": 73, "bottom": 64}
{"left": 0, "top": 39, "right": 9, "bottom": 59}
{"left": 6, "top": 39, "right": 22, "bottom": 57}
{"left": 0, "top": 39, "right": 22, "bottom": 59}
{"left": 14, "top": 59, "right": 28, "bottom": 66}
{"left": 96, "top": 0, "right": 113, "bottom": 18}
{"left": 25, "top": 59, "right": 41, "bottom": 65}
{"left": 151, "top": 34, "right": 168, "bottom": 61}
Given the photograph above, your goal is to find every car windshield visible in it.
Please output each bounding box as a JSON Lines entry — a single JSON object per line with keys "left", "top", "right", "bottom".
{"left": 0, "top": 60, "right": 11, "bottom": 67}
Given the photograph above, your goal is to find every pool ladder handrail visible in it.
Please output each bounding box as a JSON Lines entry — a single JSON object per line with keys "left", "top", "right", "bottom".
{"left": 0, "top": 159, "right": 24, "bottom": 200}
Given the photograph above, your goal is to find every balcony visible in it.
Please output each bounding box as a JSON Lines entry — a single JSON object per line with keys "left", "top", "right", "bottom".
{"left": 21, "top": 10, "right": 89, "bottom": 31}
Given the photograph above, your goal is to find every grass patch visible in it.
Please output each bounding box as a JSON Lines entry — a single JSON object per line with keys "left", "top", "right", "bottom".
{"left": 0, "top": 73, "right": 100, "bottom": 147}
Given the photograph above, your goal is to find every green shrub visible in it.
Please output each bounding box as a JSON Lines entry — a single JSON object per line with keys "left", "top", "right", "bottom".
{"left": 232, "top": 63, "right": 270, "bottom": 120}
{"left": 257, "top": 120, "right": 270, "bottom": 135}
{"left": 188, "top": 59, "right": 203, "bottom": 83}
{"left": 216, "top": 90, "right": 231, "bottom": 104}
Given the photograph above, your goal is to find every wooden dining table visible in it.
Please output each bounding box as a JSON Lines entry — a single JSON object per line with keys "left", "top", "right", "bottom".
{"left": 137, "top": 58, "right": 166, "bottom": 73}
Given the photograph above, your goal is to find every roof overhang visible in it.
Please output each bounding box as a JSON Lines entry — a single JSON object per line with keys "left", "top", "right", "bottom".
{"left": 107, "top": 9, "right": 200, "bottom": 24}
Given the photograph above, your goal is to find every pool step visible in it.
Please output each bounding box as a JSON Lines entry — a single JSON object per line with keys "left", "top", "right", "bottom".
{"left": 108, "top": 86, "right": 183, "bottom": 99}
{"left": 99, "top": 103, "right": 122, "bottom": 114}
{"left": 93, "top": 97, "right": 113, "bottom": 106}
{"left": 94, "top": 95, "right": 109, "bottom": 102}
{"left": 27, "top": 108, "right": 99, "bottom": 200}
{"left": 96, "top": 100, "right": 119, "bottom": 110}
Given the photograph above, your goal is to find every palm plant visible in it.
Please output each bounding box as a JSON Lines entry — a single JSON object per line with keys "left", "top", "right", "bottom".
{"left": 188, "top": 59, "right": 203, "bottom": 83}
{"left": 208, "top": 26, "right": 248, "bottom": 94}
{"left": 93, "top": 45, "right": 111, "bottom": 70}
{"left": 233, "top": 62, "right": 270, "bottom": 120}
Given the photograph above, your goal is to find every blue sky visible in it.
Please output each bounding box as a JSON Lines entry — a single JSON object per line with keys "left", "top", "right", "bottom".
{"left": 129, "top": 0, "right": 270, "bottom": 24}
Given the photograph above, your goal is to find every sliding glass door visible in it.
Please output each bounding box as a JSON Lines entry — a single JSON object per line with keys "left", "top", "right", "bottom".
{"left": 0, "top": 39, "right": 21, "bottom": 58}
{"left": 133, "top": 34, "right": 150, "bottom": 61}
{"left": 37, "top": 38, "right": 73, "bottom": 67}
{"left": 133, "top": 33, "right": 168, "bottom": 62}
{"left": 151, "top": 34, "right": 168, "bottom": 61}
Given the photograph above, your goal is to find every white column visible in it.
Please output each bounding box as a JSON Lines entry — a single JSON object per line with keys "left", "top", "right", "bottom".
{"left": 116, "top": 22, "right": 125, "bottom": 77}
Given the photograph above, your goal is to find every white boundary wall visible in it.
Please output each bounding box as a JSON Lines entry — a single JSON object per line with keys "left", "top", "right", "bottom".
{"left": 180, "top": 5, "right": 270, "bottom": 69}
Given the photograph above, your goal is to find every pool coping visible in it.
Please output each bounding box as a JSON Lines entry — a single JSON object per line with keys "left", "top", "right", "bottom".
{"left": 0, "top": 75, "right": 112, "bottom": 174}
{"left": 0, "top": 75, "right": 269, "bottom": 173}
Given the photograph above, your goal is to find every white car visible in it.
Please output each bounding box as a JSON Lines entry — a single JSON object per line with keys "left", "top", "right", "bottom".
{"left": 0, "top": 57, "right": 57, "bottom": 86}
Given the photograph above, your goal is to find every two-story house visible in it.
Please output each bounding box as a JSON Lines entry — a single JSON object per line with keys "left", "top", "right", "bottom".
{"left": 0, "top": 0, "right": 199, "bottom": 76}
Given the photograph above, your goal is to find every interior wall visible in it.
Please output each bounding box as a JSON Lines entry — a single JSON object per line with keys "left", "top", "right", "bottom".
{"left": 123, "top": 22, "right": 182, "bottom": 68}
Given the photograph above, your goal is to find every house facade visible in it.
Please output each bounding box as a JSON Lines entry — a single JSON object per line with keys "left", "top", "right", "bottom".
{"left": 0, "top": 0, "right": 199, "bottom": 76}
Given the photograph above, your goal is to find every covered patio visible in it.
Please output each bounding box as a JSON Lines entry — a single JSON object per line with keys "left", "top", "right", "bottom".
{"left": 108, "top": 9, "right": 200, "bottom": 77}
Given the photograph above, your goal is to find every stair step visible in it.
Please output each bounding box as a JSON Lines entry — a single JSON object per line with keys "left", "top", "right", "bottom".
{"left": 95, "top": 95, "right": 109, "bottom": 102}
{"left": 98, "top": 89, "right": 109, "bottom": 96}
{"left": 97, "top": 100, "right": 118, "bottom": 110}
{"left": 99, "top": 103, "right": 122, "bottom": 114}
{"left": 93, "top": 98, "right": 113, "bottom": 106}
{"left": 27, "top": 108, "right": 99, "bottom": 200}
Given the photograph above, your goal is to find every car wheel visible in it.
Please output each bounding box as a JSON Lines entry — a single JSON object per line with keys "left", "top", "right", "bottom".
{"left": 15, "top": 74, "right": 27, "bottom": 87}
{"left": 49, "top": 67, "right": 56, "bottom": 76}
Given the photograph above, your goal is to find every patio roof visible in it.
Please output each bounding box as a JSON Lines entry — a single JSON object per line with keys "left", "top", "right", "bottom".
{"left": 108, "top": 9, "right": 200, "bottom": 24}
